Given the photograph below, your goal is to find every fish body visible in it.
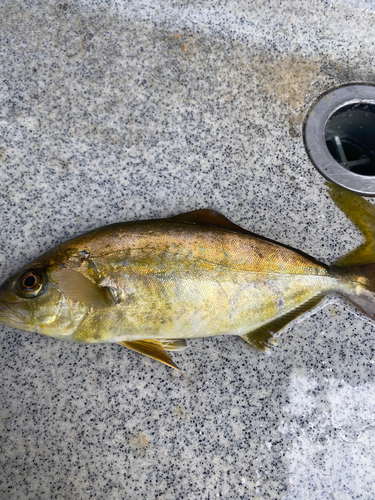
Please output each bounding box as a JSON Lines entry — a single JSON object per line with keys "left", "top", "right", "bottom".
{"left": 1, "top": 184, "right": 375, "bottom": 369}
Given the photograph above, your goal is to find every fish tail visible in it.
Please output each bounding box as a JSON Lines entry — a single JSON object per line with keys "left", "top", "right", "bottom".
{"left": 328, "top": 183, "right": 375, "bottom": 320}
{"left": 333, "top": 263, "right": 375, "bottom": 321}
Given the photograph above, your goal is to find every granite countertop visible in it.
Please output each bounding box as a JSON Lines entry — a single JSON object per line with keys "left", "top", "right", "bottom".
{"left": 1, "top": 1, "right": 375, "bottom": 498}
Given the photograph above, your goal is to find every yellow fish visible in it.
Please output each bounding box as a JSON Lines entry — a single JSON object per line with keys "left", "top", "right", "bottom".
{"left": 1, "top": 183, "right": 375, "bottom": 370}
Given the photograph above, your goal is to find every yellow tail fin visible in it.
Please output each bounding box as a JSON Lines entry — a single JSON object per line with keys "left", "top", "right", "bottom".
{"left": 328, "top": 183, "right": 375, "bottom": 320}
{"left": 327, "top": 182, "right": 375, "bottom": 267}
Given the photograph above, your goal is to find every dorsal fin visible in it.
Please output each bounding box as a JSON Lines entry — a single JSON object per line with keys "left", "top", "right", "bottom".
{"left": 165, "top": 209, "right": 329, "bottom": 269}
{"left": 118, "top": 339, "right": 181, "bottom": 370}
{"left": 327, "top": 182, "right": 375, "bottom": 267}
{"left": 166, "top": 209, "right": 254, "bottom": 236}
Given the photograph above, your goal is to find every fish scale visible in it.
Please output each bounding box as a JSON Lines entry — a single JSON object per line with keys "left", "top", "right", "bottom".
{"left": 1, "top": 183, "right": 375, "bottom": 370}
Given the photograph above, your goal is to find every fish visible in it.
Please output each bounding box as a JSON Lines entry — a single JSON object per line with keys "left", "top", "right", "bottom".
{"left": 1, "top": 183, "right": 375, "bottom": 371}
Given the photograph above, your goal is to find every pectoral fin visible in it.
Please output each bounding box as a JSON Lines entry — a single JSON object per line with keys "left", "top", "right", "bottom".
{"left": 118, "top": 340, "right": 181, "bottom": 370}
{"left": 240, "top": 295, "right": 323, "bottom": 350}
{"left": 53, "top": 268, "right": 116, "bottom": 308}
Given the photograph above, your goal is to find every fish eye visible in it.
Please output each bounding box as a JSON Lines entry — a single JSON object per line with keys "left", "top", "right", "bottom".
{"left": 18, "top": 271, "right": 44, "bottom": 297}
{"left": 22, "top": 273, "right": 38, "bottom": 289}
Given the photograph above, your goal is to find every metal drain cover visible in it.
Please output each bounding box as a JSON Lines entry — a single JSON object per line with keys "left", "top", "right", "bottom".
{"left": 304, "top": 84, "right": 375, "bottom": 195}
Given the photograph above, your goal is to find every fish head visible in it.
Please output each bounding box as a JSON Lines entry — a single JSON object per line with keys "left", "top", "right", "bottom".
{"left": 0, "top": 263, "right": 88, "bottom": 339}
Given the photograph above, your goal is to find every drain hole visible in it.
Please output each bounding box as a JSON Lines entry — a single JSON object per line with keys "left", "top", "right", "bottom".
{"left": 304, "top": 85, "right": 375, "bottom": 195}
{"left": 324, "top": 102, "right": 375, "bottom": 176}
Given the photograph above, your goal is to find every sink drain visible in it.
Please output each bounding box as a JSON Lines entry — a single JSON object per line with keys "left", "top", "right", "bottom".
{"left": 304, "top": 84, "right": 375, "bottom": 195}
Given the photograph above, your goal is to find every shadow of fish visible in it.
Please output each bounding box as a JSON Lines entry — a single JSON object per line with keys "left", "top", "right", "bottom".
{"left": 1, "top": 183, "right": 375, "bottom": 370}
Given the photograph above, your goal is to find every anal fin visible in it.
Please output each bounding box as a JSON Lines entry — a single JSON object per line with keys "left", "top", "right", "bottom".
{"left": 240, "top": 295, "right": 323, "bottom": 351}
{"left": 118, "top": 339, "right": 181, "bottom": 370}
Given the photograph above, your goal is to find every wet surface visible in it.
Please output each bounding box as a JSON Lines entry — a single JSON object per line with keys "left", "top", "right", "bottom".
{"left": 1, "top": 1, "right": 375, "bottom": 498}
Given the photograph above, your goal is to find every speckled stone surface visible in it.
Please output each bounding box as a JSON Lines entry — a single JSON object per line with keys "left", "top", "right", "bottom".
{"left": 1, "top": 1, "right": 375, "bottom": 498}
